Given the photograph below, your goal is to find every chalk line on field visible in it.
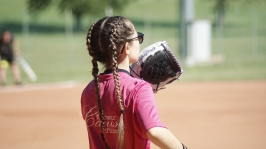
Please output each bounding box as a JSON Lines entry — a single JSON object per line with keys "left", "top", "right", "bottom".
{"left": 0, "top": 81, "right": 78, "bottom": 93}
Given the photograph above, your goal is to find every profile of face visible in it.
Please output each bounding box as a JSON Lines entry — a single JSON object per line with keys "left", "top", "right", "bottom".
{"left": 126, "top": 27, "right": 141, "bottom": 64}
{"left": 1, "top": 31, "right": 12, "bottom": 43}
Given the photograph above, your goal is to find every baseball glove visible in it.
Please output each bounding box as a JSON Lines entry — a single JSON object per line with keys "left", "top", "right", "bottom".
{"left": 130, "top": 41, "right": 183, "bottom": 93}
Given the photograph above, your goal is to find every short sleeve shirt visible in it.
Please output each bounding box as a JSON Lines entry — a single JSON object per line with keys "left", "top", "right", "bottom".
{"left": 81, "top": 70, "right": 166, "bottom": 149}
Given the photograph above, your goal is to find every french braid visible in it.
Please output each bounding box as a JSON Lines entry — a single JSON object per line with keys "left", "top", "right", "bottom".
{"left": 92, "top": 59, "right": 109, "bottom": 149}
{"left": 86, "top": 22, "right": 95, "bottom": 50}
{"left": 110, "top": 19, "right": 125, "bottom": 149}
{"left": 87, "top": 20, "right": 110, "bottom": 149}
{"left": 86, "top": 16, "right": 134, "bottom": 149}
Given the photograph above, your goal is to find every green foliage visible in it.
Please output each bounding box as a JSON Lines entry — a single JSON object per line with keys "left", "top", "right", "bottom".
{"left": 27, "top": 0, "right": 52, "bottom": 12}
{"left": 204, "top": 0, "right": 266, "bottom": 12}
{"left": 202, "top": 0, "right": 266, "bottom": 26}
{"left": 26, "top": 0, "right": 136, "bottom": 17}
{"left": 58, "top": 0, "right": 104, "bottom": 16}
{"left": 25, "top": 0, "right": 135, "bottom": 30}
{"left": 107, "top": 0, "right": 133, "bottom": 13}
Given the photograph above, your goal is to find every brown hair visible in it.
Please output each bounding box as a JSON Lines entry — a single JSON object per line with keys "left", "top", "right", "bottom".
{"left": 86, "top": 16, "right": 134, "bottom": 149}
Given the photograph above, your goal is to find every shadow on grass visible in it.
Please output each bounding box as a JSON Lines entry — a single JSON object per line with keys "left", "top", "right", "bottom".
{"left": 130, "top": 18, "right": 179, "bottom": 28}
{"left": 0, "top": 21, "right": 65, "bottom": 33}
{"left": 1, "top": 20, "right": 263, "bottom": 36}
{"left": 0, "top": 19, "right": 180, "bottom": 34}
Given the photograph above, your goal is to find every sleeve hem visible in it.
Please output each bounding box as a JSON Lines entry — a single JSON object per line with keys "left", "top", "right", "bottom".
{"left": 146, "top": 123, "right": 167, "bottom": 131}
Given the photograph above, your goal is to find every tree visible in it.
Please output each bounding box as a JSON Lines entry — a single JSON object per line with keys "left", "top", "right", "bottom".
{"left": 58, "top": 0, "right": 105, "bottom": 30}
{"left": 213, "top": 0, "right": 228, "bottom": 28}
{"left": 27, "top": 0, "right": 134, "bottom": 31}
{"left": 205, "top": 0, "right": 266, "bottom": 28}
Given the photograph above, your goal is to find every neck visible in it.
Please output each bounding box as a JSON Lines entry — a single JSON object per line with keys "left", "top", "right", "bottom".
{"left": 117, "top": 59, "right": 130, "bottom": 72}
{"left": 116, "top": 54, "right": 129, "bottom": 72}
{"left": 105, "top": 57, "right": 130, "bottom": 71}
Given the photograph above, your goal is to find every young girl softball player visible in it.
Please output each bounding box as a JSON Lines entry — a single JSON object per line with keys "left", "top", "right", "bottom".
{"left": 0, "top": 30, "right": 22, "bottom": 86}
{"left": 81, "top": 16, "right": 187, "bottom": 149}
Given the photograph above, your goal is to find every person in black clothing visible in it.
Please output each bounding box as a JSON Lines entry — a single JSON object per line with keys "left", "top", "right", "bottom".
{"left": 0, "top": 30, "right": 21, "bottom": 86}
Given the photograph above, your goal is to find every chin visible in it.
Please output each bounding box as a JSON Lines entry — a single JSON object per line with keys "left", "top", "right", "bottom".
{"left": 129, "top": 59, "right": 138, "bottom": 64}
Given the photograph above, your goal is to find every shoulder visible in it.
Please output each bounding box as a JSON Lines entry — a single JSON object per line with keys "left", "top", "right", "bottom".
{"left": 119, "top": 74, "right": 155, "bottom": 103}
{"left": 120, "top": 73, "right": 152, "bottom": 92}
{"left": 81, "top": 81, "right": 94, "bottom": 96}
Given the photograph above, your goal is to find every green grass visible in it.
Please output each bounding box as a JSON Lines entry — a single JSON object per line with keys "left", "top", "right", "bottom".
{"left": 1, "top": 0, "right": 266, "bottom": 85}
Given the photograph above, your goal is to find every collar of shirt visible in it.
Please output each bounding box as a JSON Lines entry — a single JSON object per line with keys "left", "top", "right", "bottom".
{"left": 101, "top": 69, "right": 130, "bottom": 76}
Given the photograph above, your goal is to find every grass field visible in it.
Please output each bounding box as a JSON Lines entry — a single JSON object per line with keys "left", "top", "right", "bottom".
{"left": 0, "top": 0, "right": 266, "bottom": 85}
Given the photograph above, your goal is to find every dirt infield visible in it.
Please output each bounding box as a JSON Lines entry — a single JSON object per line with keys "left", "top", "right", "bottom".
{"left": 1, "top": 81, "right": 266, "bottom": 149}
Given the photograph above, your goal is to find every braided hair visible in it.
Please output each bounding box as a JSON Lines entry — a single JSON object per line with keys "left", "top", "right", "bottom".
{"left": 86, "top": 16, "right": 134, "bottom": 149}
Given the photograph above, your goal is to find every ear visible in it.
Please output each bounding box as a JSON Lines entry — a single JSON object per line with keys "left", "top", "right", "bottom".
{"left": 121, "top": 42, "right": 130, "bottom": 55}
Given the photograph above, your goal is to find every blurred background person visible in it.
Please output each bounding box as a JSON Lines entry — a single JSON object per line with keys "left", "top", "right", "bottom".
{"left": 0, "top": 30, "right": 22, "bottom": 86}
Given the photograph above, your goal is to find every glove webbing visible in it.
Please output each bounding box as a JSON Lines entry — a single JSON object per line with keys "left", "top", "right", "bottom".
{"left": 141, "top": 50, "right": 177, "bottom": 84}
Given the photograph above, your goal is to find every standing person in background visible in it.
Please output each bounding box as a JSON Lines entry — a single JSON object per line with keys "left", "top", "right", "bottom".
{"left": 0, "top": 30, "right": 22, "bottom": 86}
{"left": 81, "top": 16, "right": 187, "bottom": 149}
